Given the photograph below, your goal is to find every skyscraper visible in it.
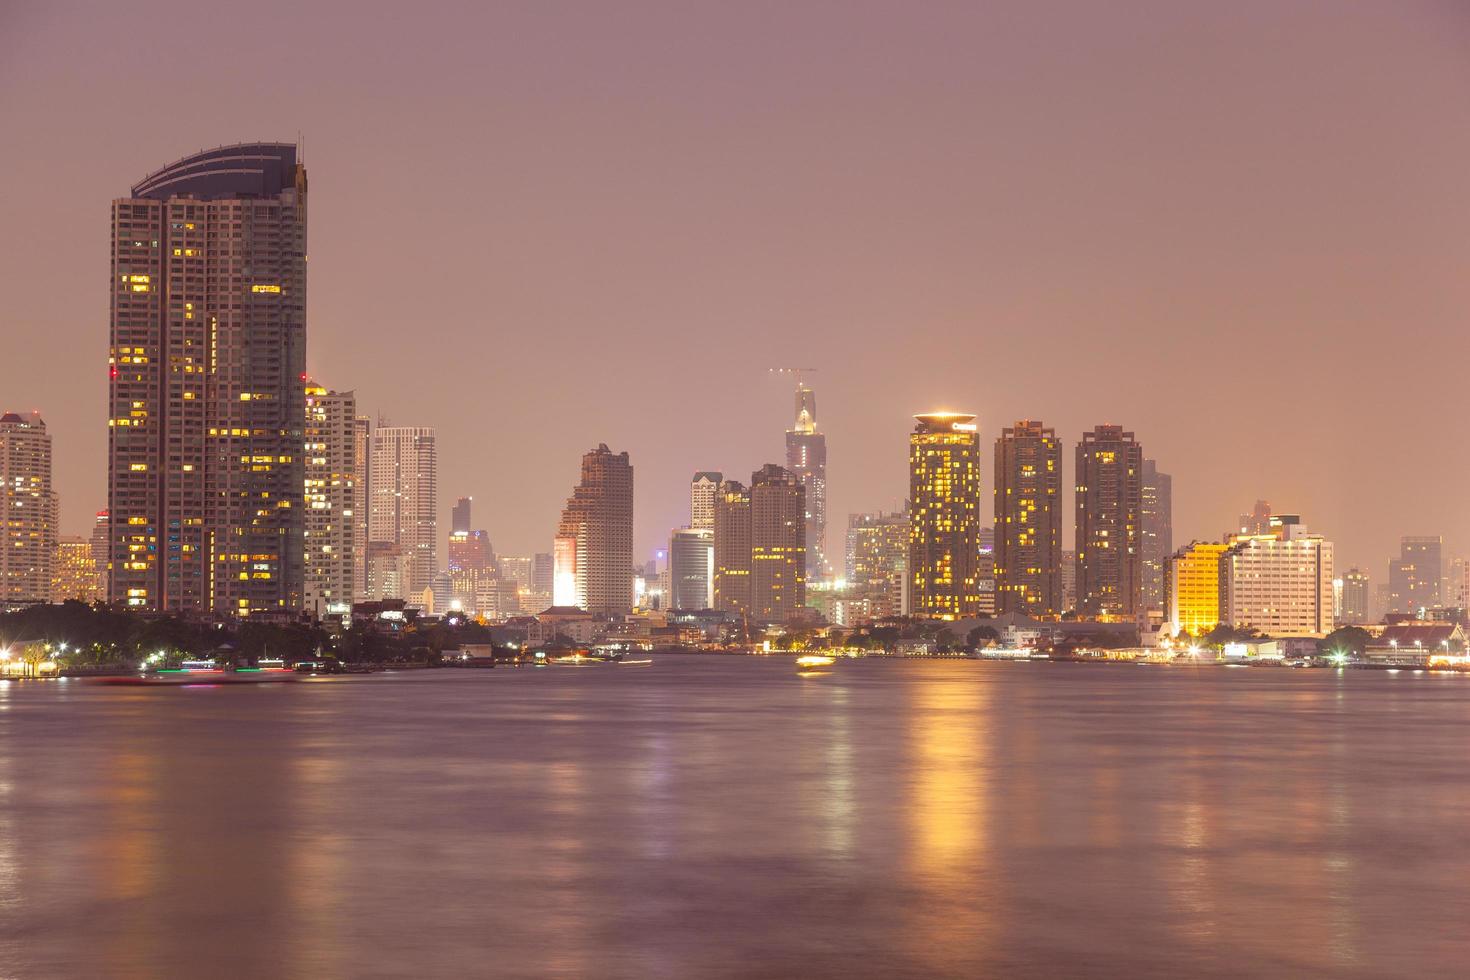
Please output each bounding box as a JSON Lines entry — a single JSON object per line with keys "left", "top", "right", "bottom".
{"left": 1388, "top": 535, "right": 1442, "bottom": 613}
{"left": 351, "top": 415, "right": 371, "bottom": 602}
{"left": 750, "top": 464, "right": 806, "bottom": 623}
{"left": 368, "top": 426, "right": 438, "bottom": 600}
{"left": 713, "top": 480, "right": 752, "bottom": 620}
{"left": 553, "top": 445, "right": 634, "bottom": 615}
{"left": 1074, "top": 425, "right": 1143, "bottom": 618}
{"left": 109, "top": 143, "right": 306, "bottom": 615}
{"left": 668, "top": 527, "right": 715, "bottom": 611}
{"left": 994, "top": 420, "right": 1062, "bottom": 615}
{"left": 1341, "top": 566, "right": 1371, "bottom": 624}
{"left": 304, "top": 381, "right": 357, "bottom": 618}
{"left": 784, "top": 382, "right": 827, "bottom": 581}
{"left": 451, "top": 496, "right": 473, "bottom": 536}
{"left": 846, "top": 510, "right": 909, "bottom": 619}
{"left": 908, "top": 413, "right": 981, "bottom": 619}
{"left": 690, "top": 472, "right": 722, "bottom": 531}
{"left": 0, "top": 412, "right": 57, "bottom": 605}
{"left": 1139, "top": 459, "right": 1173, "bottom": 620}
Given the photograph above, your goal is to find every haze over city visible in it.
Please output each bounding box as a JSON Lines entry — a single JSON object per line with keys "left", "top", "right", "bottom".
{"left": 3, "top": 0, "right": 1469, "bottom": 571}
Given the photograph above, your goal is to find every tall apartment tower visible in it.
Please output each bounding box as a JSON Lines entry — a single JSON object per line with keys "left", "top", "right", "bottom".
{"left": 1074, "top": 425, "right": 1144, "bottom": 618}
{"left": 368, "top": 427, "right": 438, "bottom": 600}
{"left": 303, "top": 381, "right": 356, "bottom": 618}
{"left": 750, "top": 464, "right": 807, "bottom": 623}
{"left": 351, "top": 416, "right": 371, "bottom": 601}
{"left": 846, "top": 509, "right": 910, "bottom": 619}
{"left": 1388, "top": 535, "right": 1442, "bottom": 613}
{"left": 108, "top": 143, "right": 307, "bottom": 615}
{"left": 553, "top": 444, "right": 634, "bottom": 615}
{"left": 668, "top": 527, "right": 715, "bottom": 611}
{"left": 690, "top": 472, "right": 722, "bottom": 530}
{"left": 993, "top": 420, "right": 1062, "bottom": 615}
{"left": 1340, "top": 566, "right": 1371, "bottom": 624}
{"left": 1139, "top": 459, "right": 1173, "bottom": 620}
{"left": 713, "top": 480, "right": 753, "bottom": 620}
{"left": 0, "top": 412, "right": 57, "bottom": 604}
{"left": 908, "top": 413, "right": 981, "bottom": 619}
{"left": 784, "top": 383, "right": 828, "bottom": 582}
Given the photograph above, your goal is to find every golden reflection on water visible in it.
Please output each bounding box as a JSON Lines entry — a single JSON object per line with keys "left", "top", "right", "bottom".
{"left": 903, "top": 667, "right": 993, "bottom": 971}
{"left": 823, "top": 685, "right": 855, "bottom": 861}
{"left": 287, "top": 753, "right": 346, "bottom": 980}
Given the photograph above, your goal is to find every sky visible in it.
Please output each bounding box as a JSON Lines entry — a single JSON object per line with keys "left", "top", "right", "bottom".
{"left": 2, "top": 1, "right": 1468, "bottom": 577}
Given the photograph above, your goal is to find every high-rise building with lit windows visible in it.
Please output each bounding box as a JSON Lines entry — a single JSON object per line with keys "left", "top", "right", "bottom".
{"left": 1341, "top": 566, "right": 1371, "bottom": 624}
{"left": 846, "top": 509, "right": 909, "bottom": 619}
{"left": 108, "top": 143, "right": 307, "bottom": 614}
{"left": 1220, "top": 522, "right": 1334, "bottom": 635}
{"left": 690, "top": 472, "right": 722, "bottom": 530}
{"left": 908, "top": 413, "right": 981, "bottom": 619}
{"left": 1388, "top": 535, "right": 1442, "bottom": 614}
{"left": 553, "top": 444, "right": 633, "bottom": 615}
{"left": 1140, "top": 459, "right": 1172, "bottom": 620}
{"left": 1166, "top": 541, "right": 1230, "bottom": 636}
{"left": 784, "top": 383, "right": 827, "bottom": 580}
{"left": 994, "top": 420, "right": 1062, "bottom": 615}
{"left": 52, "top": 537, "right": 103, "bottom": 604}
{"left": 0, "top": 412, "right": 56, "bottom": 605}
{"left": 1074, "top": 425, "right": 1143, "bottom": 618}
{"left": 750, "top": 464, "right": 806, "bottom": 623}
{"left": 368, "top": 427, "right": 438, "bottom": 600}
{"left": 303, "top": 381, "right": 356, "bottom": 618}
{"left": 351, "top": 416, "right": 371, "bottom": 601}
{"left": 713, "top": 480, "right": 752, "bottom": 619}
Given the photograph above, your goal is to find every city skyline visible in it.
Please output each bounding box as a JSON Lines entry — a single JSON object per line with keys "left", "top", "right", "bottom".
{"left": 3, "top": 3, "right": 1469, "bottom": 575}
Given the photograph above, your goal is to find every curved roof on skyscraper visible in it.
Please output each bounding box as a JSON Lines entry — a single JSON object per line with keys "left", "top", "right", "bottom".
{"left": 131, "top": 142, "right": 300, "bottom": 201}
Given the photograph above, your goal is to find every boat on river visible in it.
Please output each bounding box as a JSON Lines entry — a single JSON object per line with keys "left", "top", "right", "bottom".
{"left": 99, "top": 664, "right": 298, "bottom": 686}
{"left": 795, "top": 655, "right": 836, "bottom": 673}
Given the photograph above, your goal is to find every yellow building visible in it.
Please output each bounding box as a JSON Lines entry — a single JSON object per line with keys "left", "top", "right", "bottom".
{"left": 909, "top": 413, "right": 981, "bottom": 619}
{"left": 51, "top": 536, "right": 103, "bottom": 604}
{"left": 1167, "top": 541, "right": 1230, "bottom": 636}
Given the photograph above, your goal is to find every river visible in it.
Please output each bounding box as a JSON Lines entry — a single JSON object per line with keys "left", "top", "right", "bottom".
{"left": 3, "top": 657, "right": 1468, "bottom": 978}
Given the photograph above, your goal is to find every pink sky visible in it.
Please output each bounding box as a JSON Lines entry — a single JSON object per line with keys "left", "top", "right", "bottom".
{"left": 2, "top": 1, "right": 1468, "bottom": 575}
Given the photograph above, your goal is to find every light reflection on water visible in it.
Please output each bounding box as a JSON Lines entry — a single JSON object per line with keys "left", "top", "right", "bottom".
{"left": 3, "top": 659, "right": 1470, "bottom": 978}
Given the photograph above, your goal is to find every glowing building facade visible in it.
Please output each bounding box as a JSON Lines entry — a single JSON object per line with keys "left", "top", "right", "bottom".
{"left": 368, "top": 426, "right": 438, "bottom": 600}
{"left": 784, "top": 384, "right": 827, "bottom": 581}
{"left": 750, "top": 464, "right": 806, "bottom": 623}
{"left": 0, "top": 412, "right": 57, "bottom": 605}
{"left": 1166, "top": 541, "right": 1230, "bottom": 636}
{"left": 908, "top": 413, "right": 981, "bottom": 619}
{"left": 845, "top": 509, "right": 909, "bottom": 619}
{"left": 994, "top": 420, "right": 1062, "bottom": 615}
{"left": 304, "top": 381, "right": 356, "bottom": 618}
{"left": 690, "top": 472, "right": 721, "bottom": 531}
{"left": 51, "top": 536, "right": 104, "bottom": 604}
{"left": 108, "top": 143, "right": 307, "bottom": 615}
{"left": 553, "top": 444, "right": 634, "bottom": 615}
{"left": 713, "top": 480, "right": 752, "bottom": 620}
{"left": 1220, "top": 522, "right": 1335, "bottom": 635}
{"left": 1074, "top": 425, "right": 1143, "bottom": 618}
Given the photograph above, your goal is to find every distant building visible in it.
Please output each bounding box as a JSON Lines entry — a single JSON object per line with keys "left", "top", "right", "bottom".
{"left": 368, "top": 427, "right": 438, "bottom": 600}
{"left": 1060, "top": 549, "right": 1077, "bottom": 612}
{"left": 0, "top": 412, "right": 56, "bottom": 605}
{"left": 784, "top": 383, "right": 827, "bottom": 581}
{"left": 1236, "top": 500, "right": 1273, "bottom": 537}
{"left": 1448, "top": 558, "right": 1470, "bottom": 611}
{"left": 1340, "top": 567, "right": 1371, "bottom": 624}
{"left": 690, "top": 472, "right": 721, "bottom": 531}
{"left": 994, "top": 420, "right": 1062, "bottom": 615}
{"left": 531, "top": 552, "right": 554, "bottom": 600}
{"left": 751, "top": 464, "right": 806, "bottom": 623}
{"left": 668, "top": 527, "right": 714, "bottom": 610}
{"left": 845, "top": 510, "right": 908, "bottom": 619}
{"left": 304, "top": 381, "right": 357, "bottom": 618}
{"left": 451, "top": 496, "right": 472, "bottom": 536}
{"left": 109, "top": 144, "right": 306, "bottom": 615}
{"left": 52, "top": 536, "right": 103, "bottom": 604}
{"left": 1388, "top": 535, "right": 1442, "bottom": 614}
{"left": 1220, "top": 522, "right": 1335, "bottom": 635}
{"left": 351, "top": 416, "right": 371, "bottom": 601}
{"left": 713, "top": 480, "right": 752, "bottom": 620}
{"left": 977, "top": 525, "right": 997, "bottom": 617}
{"left": 554, "top": 444, "right": 634, "bottom": 615}
{"left": 1167, "top": 541, "right": 1230, "bottom": 636}
{"left": 89, "top": 510, "right": 110, "bottom": 594}
{"left": 909, "top": 413, "right": 981, "bottom": 619}
{"left": 1139, "top": 459, "right": 1172, "bottom": 621}
{"left": 1074, "top": 425, "right": 1143, "bottom": 618}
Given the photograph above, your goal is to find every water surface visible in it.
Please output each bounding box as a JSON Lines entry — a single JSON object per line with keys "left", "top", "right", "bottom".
{"left": 4, "top": 658, "right": 1469, "bottom": 978}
